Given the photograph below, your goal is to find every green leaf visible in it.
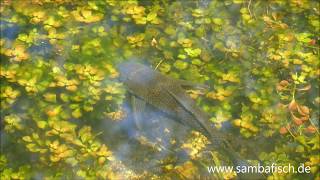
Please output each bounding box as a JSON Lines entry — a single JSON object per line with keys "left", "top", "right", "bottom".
{"left": 212, "top": 18, "right": 223, "bottom": 25}
{"left": 65, "top": 157, "right": 78, "bottom": 166}
{"left": 174, "top": 60, "right": 188, "bottom": 70}
{"left": 295, "top": 33, "right": 312, "bottom": 43}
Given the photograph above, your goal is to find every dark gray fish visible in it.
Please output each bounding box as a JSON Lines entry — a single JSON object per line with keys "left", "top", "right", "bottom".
{"left": 118, "top": 61, "right": 214, "bottom": 136}
{"left": 118, "top": 61, "right": 265, "bottom": 180}
{"left": 118, "top": 61, "right": 235, "bottom": 150}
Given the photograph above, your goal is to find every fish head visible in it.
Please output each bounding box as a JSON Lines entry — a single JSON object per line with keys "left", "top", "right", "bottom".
{"left": 117, "top": 61, "right": 147, "bottom": 82}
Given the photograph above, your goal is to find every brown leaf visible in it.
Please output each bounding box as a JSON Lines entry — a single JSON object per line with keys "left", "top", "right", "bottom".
{"left": 309, "top": 39, "right": 316, "bottom": 45}
{"left": 279, "top": 80, "right": 289, "bottom": 86}
{"left": 300, "top": 115, "right": 309, "bottom": 122}
{"left": 288, "top": 99, "right": 297, "bottom": 111}
{"left": 277, "top": 103, "right": 287, "bottom": 109}
{"left": 276, "top": 84, "right": 284, "bottom": 91}
{"left": 297, "top": 105, "right": 310, "bottom": 116}
{"left": 279, "top": 126, "right": 288, "bottom": 135}
{"left": 291, "top": 113, "right": 303, "bottom": 126}
{"left": 277, "top": 80, "right": 289, "bottom": 91}
{"left": 306, "top": 125, "right": 317, "bottom": 133}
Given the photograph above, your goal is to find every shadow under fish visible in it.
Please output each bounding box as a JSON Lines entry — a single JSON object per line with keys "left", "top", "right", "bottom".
{"left": 118, "top": 61, "right": 265, "bottom": 179}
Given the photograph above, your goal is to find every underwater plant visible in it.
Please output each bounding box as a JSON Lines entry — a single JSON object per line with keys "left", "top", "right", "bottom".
{"left": 0, "top": 0, "right": 319, "bottom": 179}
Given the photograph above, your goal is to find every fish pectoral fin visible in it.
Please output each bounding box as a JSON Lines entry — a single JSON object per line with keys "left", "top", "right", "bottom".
{"left": 177, "top": 79, "right": 209, "bottom": 91}
{"left": 131, "top": 95, "right": 146, "bottom": 130}
{"left": 166, "top": 87, "right": 210, "bottom": 123}
{"left": 166, "top": 87, "right": 194, "bottom": 111}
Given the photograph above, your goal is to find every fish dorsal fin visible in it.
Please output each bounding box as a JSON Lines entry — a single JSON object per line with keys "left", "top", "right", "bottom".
{"left": 176, "top": 79, "right": 209, "bottom": 91}
{"left": 166, "top": 86, "right": 228, "bottom": 142}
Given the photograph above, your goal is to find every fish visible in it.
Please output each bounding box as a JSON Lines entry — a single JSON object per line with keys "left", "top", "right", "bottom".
{"left": 118, "top": 61, "right": 213, "bottom": 136}
{"left": 118, "top": 61, "right": 264, "bottom": 179}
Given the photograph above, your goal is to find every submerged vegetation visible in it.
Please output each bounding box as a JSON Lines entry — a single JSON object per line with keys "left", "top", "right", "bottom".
{"left": 0, "top": 0, "right": 319, "bottom": 179}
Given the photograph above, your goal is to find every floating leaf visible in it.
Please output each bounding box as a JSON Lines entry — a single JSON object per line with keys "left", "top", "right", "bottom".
{"left": 43, "top": 93, "right": 56, "bottom": 103}
{"left": 22, "top": 136, "right": 32, "bottom": 143}
{"left": 72, "top": 108, "right": 82, "bottom": 118}
{"left": 37, "top": 121, "right": 47, "bottom": 129}
{"left": 173, "top": 60, "right": 188, "bottom": 70}
{"left": 184, "top": 48, "right": 201, "bottom": 57}
{"left": 72, "top": 8, "right": 104, "bottom": 23}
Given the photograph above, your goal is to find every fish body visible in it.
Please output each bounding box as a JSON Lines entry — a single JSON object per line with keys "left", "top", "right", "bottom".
{"left": 118, "top": 61, "right": 265, "bottom": 179}
{"left": 119, "top": 61, "right": 230, "bottom": 148}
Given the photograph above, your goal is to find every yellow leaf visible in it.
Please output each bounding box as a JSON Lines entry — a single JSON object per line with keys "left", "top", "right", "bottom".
{"left": 98, "top": 157, "right": 106, "bottom": 165}
{"left": 81, "top": 10, "right": 92, "bottom": 18}
{"left": 72, "top": 108, "right": 82, "bottom": 118}
{"left": 50, "top": 155, "right": 60, "bottom": 162}
{"left": 147, "top": 12, "right": 157, "bottom": 21}
{"left": 22, "top": 136, "right": 32, "bottom": 142}
{"left": 37, "top": 121, "right": 47, "bottom": 129}
{"left": 43, "top": 93, "right": 56, "bottom": 102}
{"left": 72, "top": 8, "right": 104, "bottom": 23}
{"left": 66, "top": 85, "right": 77, "bottom": 91}
{"left": 46, "top": 106, "right": 62, "bottom": 117}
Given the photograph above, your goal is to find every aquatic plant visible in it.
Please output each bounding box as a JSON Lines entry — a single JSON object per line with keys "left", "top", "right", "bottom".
{"left": 0, "top": 0, "right": 319, "bottom": 179}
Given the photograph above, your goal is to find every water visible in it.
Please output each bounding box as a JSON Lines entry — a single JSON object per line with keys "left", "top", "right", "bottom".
{"left": 0, "top": 1, "right": 319, "bottom": 179}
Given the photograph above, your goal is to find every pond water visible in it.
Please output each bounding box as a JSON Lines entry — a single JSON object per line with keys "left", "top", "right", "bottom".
{"left": 0, "top": 0, "right": 319, "bottom": 179}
